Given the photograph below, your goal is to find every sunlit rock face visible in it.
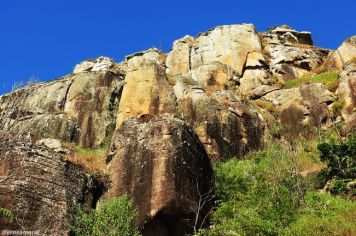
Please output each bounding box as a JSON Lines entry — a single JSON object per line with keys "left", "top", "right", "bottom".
{"left": 0, "top": 23, "right": 355, "bottom": 236}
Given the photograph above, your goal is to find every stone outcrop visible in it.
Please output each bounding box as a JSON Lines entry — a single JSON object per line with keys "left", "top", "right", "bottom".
{"left": 325, "top": 36, "right": 356, "bottom": 70}
{"left": 263, "top": 25, "right": 313, "bottom": 45}
{"left": 191, "top": 24, "right": 262, "bottom": 77}
{"left": 178, "top": 88, "right": 265, "bottom": 160}
{"left": 0, "top": 141, "right": 102, "bottom": 235}
{"left": 104, "top": 115, "right": 214, "bottom": 235}
{"left": 0, "top": 23, "right": 355, "bottom": 236}
{"left": 0, "top": 71, "right": 124, "bottom": 147}
{"left": 262, "top": 83, "right": 335, "bottom": 126}
{"left": 116, "top": 50, "right": 176, "bottom": 126}
{"left": 337, "top": 63, "right": 356, "bottom": 120}
{"left": 73, "top": 56, "right": 116, "bottom": 73}
{"left": 166, "top": 35, "right": 194, "bottom": 75}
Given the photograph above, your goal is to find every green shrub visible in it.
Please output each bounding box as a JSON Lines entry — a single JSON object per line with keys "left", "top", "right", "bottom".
{"left": 0, "top": 207, "right": 14, "bottom": 219}
{"left": 282, "top": 191, "right": 356, "bottom": 236}
{"left": 317, "top": 136, "right": 356, "bottom": 179}
{"left": 71, "top": 195, "right": 140, "bottom": 236}
{"left": 71, "top": 205, "right": 95, "bottom": 236}
{"left": 207, "top": 145, "right": 305, "bottom": 235}
{"left": 283, "top": 71, "right": 339, "bottom": 91}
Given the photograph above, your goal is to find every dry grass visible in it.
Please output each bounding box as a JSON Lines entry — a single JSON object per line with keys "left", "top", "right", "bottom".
{"left": 252, "top": 99, "right": 278, "bottom": 115}
{"left": 63, "top": 142, "right": 108, "bottom": 174}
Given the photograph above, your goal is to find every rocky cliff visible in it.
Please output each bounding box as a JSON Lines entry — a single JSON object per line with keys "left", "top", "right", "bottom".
{"left": 0, "top": 24, "right": 355, "bottom": 235}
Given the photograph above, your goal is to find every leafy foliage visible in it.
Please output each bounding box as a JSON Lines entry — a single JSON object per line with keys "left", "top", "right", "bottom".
{"left": 317, "top": 136, "right": 356, "bottom": 197}
{"left": 283, "top": 71, "right": 339, "bottom": 91}
{"left": 283, "top": 192, "right": 356, "bottom": 236}
{"left": 0, "top": 207, "right": 14, "bottom": 219}
{"left": 318, "top": 136, "right": 356, "bottom": 179}
{"left": 206, "top": 145, "right": 305, "bottom": 235}
{"left": 71, "top": 195, "right": 140, "bottom": 236}
{"left": 202, "top": 142, "right": 356, "bottom": 236}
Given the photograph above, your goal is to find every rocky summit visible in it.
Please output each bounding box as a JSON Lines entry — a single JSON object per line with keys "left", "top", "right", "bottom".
{"left": 0, "top": 24, "right": 355, "bottom": 235}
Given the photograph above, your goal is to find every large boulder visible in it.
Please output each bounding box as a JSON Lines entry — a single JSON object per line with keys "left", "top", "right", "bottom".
{"left": 337, "top": 63, "right": 356, "bottom": 120}
{"left": 262, "top": 83, "right": 335, "bottom": 127}
{"left": 166, "top": 35, "right": 195, "bottom": 75}
{"left": 73, "top": 56, "right": 116, "bottom": 73}
{"left": 262, "top": 26, "right": 329, "bottom": 81}
{"left": 178, "top": 87, "right": 265, "bottom": 160}
{"left": 116, "top": 50, "right": 177, "bottom": 126}
{"left": 104, "top": 115, "right": 214, "bottom": 235}
{"left": 325, "top": 36, "right": 356, "bottom": 70}
{"left": 265, "top": 44, "right": 329, "bottom": 80}
{"left": 0, "top": 70, "right": 124, "bottom": 147}
{"left": 0, "top": 141, "right": 100, "bottom": 235}
{"left": 190, "top": 24, "right": 262, "bottom": 77}
{"left": 263, "top": 25, "right": 313, "bottom": 45}
{"left": 238, "top": 51, "right": 272, "bottom": 96}
{"left": 190, "top": 61, "right": 234, "bottom": 91}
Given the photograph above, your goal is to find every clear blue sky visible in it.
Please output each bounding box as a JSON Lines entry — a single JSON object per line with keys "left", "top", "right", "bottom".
{"left": 0, "top": 0, "right": 355, "bottom": 95}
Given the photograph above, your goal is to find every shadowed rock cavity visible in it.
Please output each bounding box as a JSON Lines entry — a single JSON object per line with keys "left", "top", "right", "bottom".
{"left": 104, "top": 115, "right": 214, "bottom": 236}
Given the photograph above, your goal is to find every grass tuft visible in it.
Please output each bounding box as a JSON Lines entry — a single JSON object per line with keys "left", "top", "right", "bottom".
{"left": 283, "top": 71, "right": 339, "bottom": 91}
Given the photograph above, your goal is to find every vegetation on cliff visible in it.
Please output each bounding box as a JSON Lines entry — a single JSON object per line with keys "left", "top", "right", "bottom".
{"left": 200, "top": 130, "right": 356, "bottom": 236}
{"left": 70, "top": 195, "right": 140, "bottom": 236}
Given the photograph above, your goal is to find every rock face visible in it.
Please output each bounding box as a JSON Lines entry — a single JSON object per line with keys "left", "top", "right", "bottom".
{"left": 73, "top": 56, "right": 116, "bottom": 73}
{"left": 116, "top": 50, "right": 176, "bottom": 126}
{"left": 0, "top": 141, "right": 100, "bottom": 235}
{"left": 337, "top": 63, "right": 356, "bottom": 120}
{"left": 105, "top": 116, "right": 214, "bottom": 235}
{"left": 0, "top": 71, "right": 124, "bottom": 147}
{"left": 326, "top": 36, "right": 356, "bottom": 70}
{"left": 191, "top": 24, "right": 262, "bottom": 77}
{"left": 0, "top": 23, "right": 355, "bottom": 235}
{"left": 178, "top": 87, "right": 265, "bottom": 160}
{"left": 166, "top": 35, "right": 194, "bottom": 75}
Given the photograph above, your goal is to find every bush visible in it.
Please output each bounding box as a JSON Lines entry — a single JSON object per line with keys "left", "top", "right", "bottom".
{"left": 317, "top": 136, "right": 356, "bottom": 179}
{"left": 206, "top": 145, "right": 305, "bottom": 235}
{"left": 283, "top": 191, "right": 356, "bottom": 236}
{"left": 0, "top": 207, "right": 14, "bottom": 219}
{"left": 283, "top": 71, "right": 339, "bottom": 91}
{"left": 317, "top": 136, "right": 356, "bottom": 197}
{"left": 71, "top": 195, "right": 140, "bottom": 236}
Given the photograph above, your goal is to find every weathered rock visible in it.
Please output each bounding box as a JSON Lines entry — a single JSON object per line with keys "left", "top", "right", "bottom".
{"left": 265, "top": 44, "right": 329, "bottom": 80}
{"left": 36, "top": 138, "right": 62, "bottom": 150}
{"left": 342, "top": 113, "right": 356, "bottom": 136}
{"left": 191, "top": 24, "right": 262, "bottom": 77}
{"left": 104, "top": 115, "right": 214, "bottom": 235}
{"left": 166, "top": 35, "right": 195, "bottom": 75}
{"left": 0, "top": 141, "right": 101, "bottom": 235}
{"left": 74, "top": 56, "right": 116, "bottom": 73}
{"left": 116, "top": 52, "right": 176, "bottom": 126}
{"left": 248, "top": 85, "right": 280, "bottom": 99}
{"left": 263, "top": 87, "right": 302, "bottom": 109}
{"left": 63, "top": 72, "right": 124, "bottom": 147}
{"left": 0, "top": 71, "right": 124, "bottom": 147}
{"left": 263, "top": 83, "right": 334, "bottom": 126}
{"left": 325, "top": 36, "right": 356, "bottom": 70}
{"left": 179, "top": 88, "right": 265, "bottom": 160}
{"left": 124, "top": 48, "right": 166, "bottom": 71}
{"left": 190, "top": 61, "right": 234, "bottom": 90}
{"left": 238, "top": 51, "right": 273, "bottom": 96}
{"left": 263, "top": 25, "right": 313, "bottom": 45}
{"left": 337, "top": 63, "right": 356, "bottom": 119}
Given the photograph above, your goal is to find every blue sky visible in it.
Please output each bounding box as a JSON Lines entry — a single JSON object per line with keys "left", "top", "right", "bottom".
{"left": 0, "top": 0, "right": 355, "bottom": 95}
